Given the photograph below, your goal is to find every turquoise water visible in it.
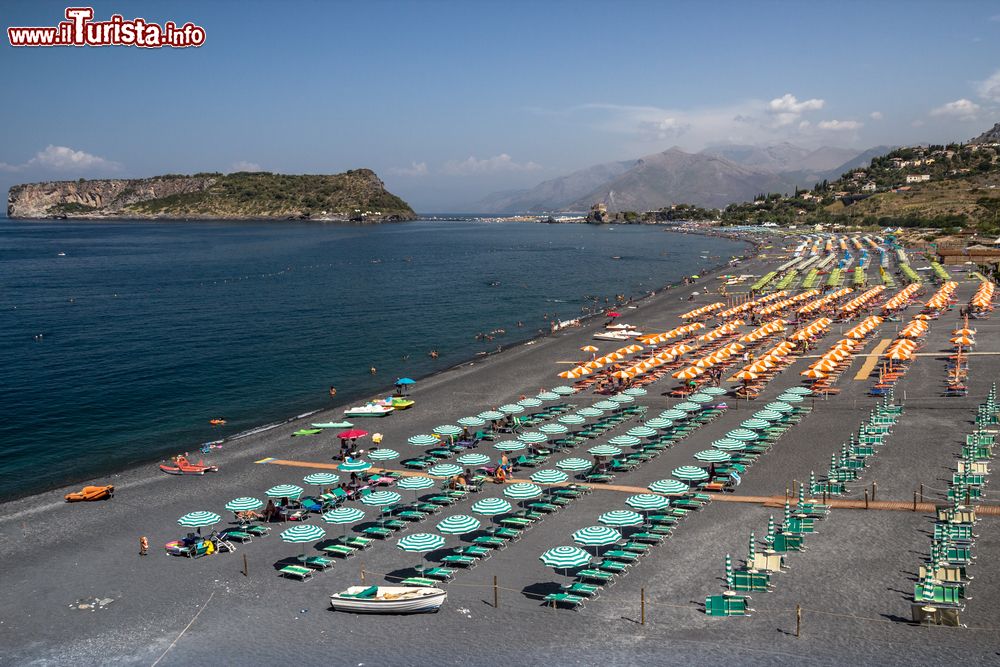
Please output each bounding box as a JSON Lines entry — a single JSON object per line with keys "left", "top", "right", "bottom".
{"left": 0, "top": 219, "right": 745, "bottom": 499}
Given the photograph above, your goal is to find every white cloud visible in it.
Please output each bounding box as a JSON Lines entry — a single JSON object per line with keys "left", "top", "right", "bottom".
{"left": 817, "top": 119, "right": 863, "bottom": 131}
{"left": 766, "top": 93, "right": 825, "bottom": 127}
{"left": 1, "top": 145, "right": 121, "bottom": 172}
{"left": 442, "top": 154, "right": 541, "bottom": 176}
{"left": 870, "top": 111, "right": 883, "bottom": 121}
{"left": 229, "top": 160, "right": 263, "bottom": 173}
{"left": 977, "top": 70, "right": 1000, "bottom": 103}
{"left": 637, "top": 117, "right": 691, "bottom": 140}
{"left": 388, "top": 161, "right": 429, "bottom": 177}
{"left": 930, "top": 98, "right": 981, "bottom": 120}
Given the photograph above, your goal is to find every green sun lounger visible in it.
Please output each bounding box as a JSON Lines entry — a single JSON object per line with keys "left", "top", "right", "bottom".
{"left": 596, "top": 559, "right": 629, "bottom": 574}
{"left": 603, "top": 550, "right": 640, "bottom": 563}
{"left": 223, "top": 529, "right": 252, "bottom": 543}
{"left": 322, "top": 544, "right": 357, "bottom": 558}
{"left": 279, "top": 564, "right": 313, "bottom": 580}
{"left": 303, "top": 556, "right": 334, "bottom": 570}
{"left": 527, "top": 502, "right": 559, "bottom": 513}
{"left": 243, "top": 524, "right": 270, "bottom": 536}
{"left": 423, "top": 567, "right": 455, "bottom": 580}
{"left": 401, "top": 576, "right": 438, "bottom": 587}
{"left": 441, "top": 554, "right": 476, "bottom": 567}
{"left": 493, "top": 527, "right": 521, "bottom": 540}
{"left": 576, "top": 569, "right": 614, "bottom": 584}
{"left": 621, "top": 541, "right": 651, "bottom": 554}
{"left": 631, "top": 532, "right": 665, "bottom": 544}
{"left": 562, "top": 582, "right": 600, "bottom": 597}
{"left": 705, "top": 593, "right": 752, "bottom": 616}
{"left": 426, "top": 495, "right": 457, "bottom": 506}
{"left": 732, "top": 569, "right": 772, "bottom": 592}
{"left": 362, "top": 526, "right": 393, "bottom": 539}
{"left": 472, "top": 536, "right": 506, "bottom": 549}
{"left": 456, "top": 546, "right": 491, "bottom": 559}
{"left": 500, "top": 517, "right": 533, "bottom": 529}
{"left": 413, "top": 502, "right": 441, "bottom": 514}
{"left": 396, "top": 510, "right": 427, "bottom": 522}
{"left": 543, "top": 592, "right": 585, "bottom": 608}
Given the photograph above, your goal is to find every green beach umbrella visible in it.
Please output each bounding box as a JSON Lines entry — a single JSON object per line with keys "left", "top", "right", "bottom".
{"left": 266, "top": 484, "right": 304, "bottom": 499}
{"left": 809, "top": 471, "right": 817, "bottom": 495}
{"left": 517, "top": 397, "right": 543, "bottom": 408}
{"left": 726, "top": 429, "right": 759, "bottom": 442}
{"left": 457, "top": 453, "right": 490, "bottom": 466}
{"left": 764, "top": 401, "right": 795, "bottom": 413}
{"left": 407, "top": 434, "right": 441, "bottom": 446}
{"left": 323, "top": 507, "right": 364, "bottom": 524}
{"left": 397, "top": 476, "right": 435, "bottom": 490}
{"left": 609, "top": 394, "right": 634, "bottom": 404}
{"left": 694, "top": 449, "right": 731, "bottom": 463}
{"left": 494, "top": 440, "right": 526, "bottom": 452}
{"left": 608, "top": 435, "right": 641, "bottom": 448}
{"left": 556, "top": 457, "right": 593, "bottom": 471}
{"left": 783, "top": 501, "right": 791, "bottom": 525}
{"left": 752, "top": 410, "right": 782, "bottom": 421}
{"left": 725, "top": 554, "right": 734, "bottom": 590}
{"left": 518, "top": 431, "right": 548, "bottom": 444}
{"left": 540, "top": 546, "right": 591, "bottom": 569}
{"left": 361, "top": 490, "right": 401, "bottom": 507}
{"left": 598, "top": 509, "right": 644, "bottom": 527}
{"left": 576, "top": 407, "right": 604, "bottom": 418}
{"left": 672, "top": 465, "right": 709, "bottom": 481}
{"left": 712, "top": 438, "right": 745, "bottom": 451}
{"left": 397, "top": 532, "right": 445, "bottom": 552}
{"left": 478, "top": 410, "right": 505, "bottom": 421}
{"left": 648, "top": 479, "right": 688, "bottom": 495}
{"left": 593, "top": 400, "right": 619, "bottom": 410}
{"left": 434, "top": 425, "right": 462, "bottom": 437}
{"left": 700, "top": 387, "right": 726, "bottom": 395}
{"left": 776, "top": 393, "right": 804, "bottom": 404}
{"left": 644, "top": 417, "right": 673, "bottom": 430}
{"left": 572, "top": 525, "right": 621, "bottom": 547}
{"left": 457, "top": 416, "right": 486, "bottom": 428}
{"left": 338, "top": 459, "right": 372, "bottom": 473}
{"left": 303, "top": 473, "right": 340, "bottom": 487}
{"left": 280, "top": 524, "right": 325, "bottom": 544}
{"left": 531, "top": 469, "right": 569, "bottom": 484}
{"left": 920, "top": 570, "right": 936, "bottom": 603}
{"left": 558, "top": 414, "right": 586, "bottom": 425}
{"left": 588, "top": 444, "right": 622, "bottom": 457}
{"left": 688, "top": 392, "right": 714, "bottom": 403}
{"left": 499, "top": 404, "right": 524, "bottom": 415}
{"left": 784, "top": 387, "right": 813, "bottom": 395}
{"left": 471, "top": 497, "right": 511, "bottom": 516}
{"left": 368, "top": 449, "right": 399, "bottom": 461}
{"left": 539, "top": 423, "right": 568, "bottom": 435}
{"left": 225, "top": 497, "right": 263, "bottom": 513}
{"left": 623, "top": 387, "right": 647, "bottom": 396}
{"left": 748, "top": 531, "right": 756, "bottom": 561}
{"left": 660, "top": 409, "right": 688, "bottom": 420}
{"left": 626, "top": 494, "right": 670, "bottom": 511}
{"left": 674, "top": 402, "right": 701, "bottom": 412}
{"left": 627, "top": 426, "right": 657, "bottom": 438}
{"left": 428, "top": 463, "right": 463, "bottom": 477}
{"left": 436, "top": 514, "right": 481, "bottom": 535}
{"left": 765, "top": 515, "right": 776, "bottom": 544}
{"left": 551, "top": 386, "right": 576, "bottom": 395}
{"left": 536, "top": 391, "right": 560, "bottom": 401}
{"left": 740, "top": 418, "right": 771, "bottom": 430}
{"left": 178, "top": 511, "right": 221, "bottom": 528}
{"left": 504, "top": 482, "right": 543, "bottom": 500}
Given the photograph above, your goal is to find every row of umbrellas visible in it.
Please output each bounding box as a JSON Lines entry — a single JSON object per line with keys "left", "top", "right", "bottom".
{"left": 970, "top": 280, "right": 995, "bottom": 312}
{"left": 838, "top": 285, "right": 885, "bottom": 315}
{"left": 881, "top": 283, "right": 921, "bottom": 313}
{"left": 924, "top": 281, "right": 958, "bottom": 311}
{"left": 715, "top": 290, "right": 788, "bottom": 320}
{"left": 798, "top": 287, "right": 852, "bottom": 315}
{"left": 679, "top": 301, "right": 725, "bottom": 320}
{"left": 787, "top": 316, "right": 832, "bottom": 342}
{"left": 636, "top": 323, "right": 704, "bottom": 346}
{"left": 843, "top": 315, "right": 884, "bottom": 340}
{"left": 756, "top": 289, "right": 818, "bottom": 317}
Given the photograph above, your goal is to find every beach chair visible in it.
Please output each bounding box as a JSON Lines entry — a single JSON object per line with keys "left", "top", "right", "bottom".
{"left": 562, "top": 582, "right": 600, "bottom": 598}
{"left": 401, "top": 576, "right": 438, "bottom": 587}
{"left": 594, "top": 559, "right": 629, "bottom": 574}
{"left": 543, "top": 592, "right": 585, "bottom": 609}
{"left": 631, "top": 532, "right": 665, "bottom": 544}
{"left": 279, "top": 565, "right": 314, "bottom": 581}
{"left": 456, "top": 545, "right": 491, "bottom": 560}
{"left": 576, "top": 569, "right": 615, "bottom": 584}
{"left": 322, "top": 544, "right": 357, "bottom": 558}
{"left": 440, "top": 554, "right": 476, "bottom": 567}
{"left": 732, "top": 569, "right": 772, "bottom": 592}
{"left": 303, "top": 556, "right": 334, "bottom": 570}
{"left": 493, "top": 527, "right": 522, "bottom": 541}
{"left": 426, "top": 495, "right": 457, "bottom": 506}
{"left": 472, "top": 536, "right": 506, "bottom": 550}
{"left": 423, "top": 566, "right": 455, "bottom": 580}
{"left": 705, "top": 594, "right": 752, "bottom": 616}
{"left": 771, "top": 533, "right": 805, "bottom": 552}
{"left": 362, "top": 526, "right": 393, "bottom": 539}
{"left": 244, "top": 524, "right": 270, "bottom": 537}
{"left": 620, "top": 541, "right": 651, "bottom": 555}
{"left": 603, "top": 549, "right": 640, "bottom": 563}
{"left": 913, "top": 582, "right": 966, "bottom": 606}
{"left": 223, "top": 528, "right": 253, "bottom": 543}
{"left": 527, "top": 501, "right": 559, "bottom": 513}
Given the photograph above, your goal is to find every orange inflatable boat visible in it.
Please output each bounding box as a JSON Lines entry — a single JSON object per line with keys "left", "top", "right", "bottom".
{"left": 65, "top": 485, "right": 115, "bottom": 502}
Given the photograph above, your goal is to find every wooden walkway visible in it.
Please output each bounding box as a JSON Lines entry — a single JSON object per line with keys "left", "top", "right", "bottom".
{"left": 853, "top": 338, "right": 892, "bottom": 380}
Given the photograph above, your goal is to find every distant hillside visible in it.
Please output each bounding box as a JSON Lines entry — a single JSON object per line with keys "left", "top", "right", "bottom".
{"left": 971, "top": 122, "right": 1000, "bottom": 144}
{"left": 477, "top": 159, "right": 638, "bottom": 213}
{"left": 7, "top": 170, "right": 416, "bottom": 221}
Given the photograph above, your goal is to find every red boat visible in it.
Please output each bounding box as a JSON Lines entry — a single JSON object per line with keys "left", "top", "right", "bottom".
{"left": 160, "top": 455, "right": 219, "bottom": 475}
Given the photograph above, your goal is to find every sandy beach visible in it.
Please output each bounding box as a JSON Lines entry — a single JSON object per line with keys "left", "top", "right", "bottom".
{"left": 3, "top": 242, "right": 999, "bottom": 667}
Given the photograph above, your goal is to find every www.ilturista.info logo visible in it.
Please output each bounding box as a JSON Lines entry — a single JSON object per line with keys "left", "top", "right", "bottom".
{"left": 8, "top": 7, "right": 205, "bottom": 48}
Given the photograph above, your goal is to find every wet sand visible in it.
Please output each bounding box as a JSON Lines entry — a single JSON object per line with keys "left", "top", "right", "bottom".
{"left": 3, "top": 246, "right": 999, "bottom": 666}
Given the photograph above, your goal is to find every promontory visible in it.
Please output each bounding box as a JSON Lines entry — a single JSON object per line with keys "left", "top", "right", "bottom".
{"left": 6, "top": 169, "right": 416, "bottom": 221}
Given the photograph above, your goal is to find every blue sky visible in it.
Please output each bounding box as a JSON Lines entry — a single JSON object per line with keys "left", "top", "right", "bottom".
{"left": 2, "top": 0, "right": 1000, "bottom": 210}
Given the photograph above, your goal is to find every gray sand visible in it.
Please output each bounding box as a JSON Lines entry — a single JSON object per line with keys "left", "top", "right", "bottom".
{"left": 3, "top": 249, "right": 999, "bottom": 666}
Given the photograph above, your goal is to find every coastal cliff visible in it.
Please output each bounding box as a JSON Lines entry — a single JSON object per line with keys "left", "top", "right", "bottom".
{"left": 7, "top": 170, "right": 416, "bottom": 221}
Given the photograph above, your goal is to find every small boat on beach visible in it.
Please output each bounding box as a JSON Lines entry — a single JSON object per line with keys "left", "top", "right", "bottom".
{"left": 329, "top": 585, "right": 446, "bottom": 614}
{"left": 344, "top": 404, "right": 394, "bottom": 418}
{"left": 159, "top": 455, "right": 219, "bottom": 475}
{"left": 390, "top": 397, "right": 415, "bottom": 410}
{"left": 65, "top": 485, "right": 114, "bottom": 502}
{"left": 311, "top": 421, "right": 354, "bottom": 429}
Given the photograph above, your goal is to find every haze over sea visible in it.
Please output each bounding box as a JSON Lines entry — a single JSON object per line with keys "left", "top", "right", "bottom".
{"left": 0, "top": 219, "right": 745, "bottom": 500}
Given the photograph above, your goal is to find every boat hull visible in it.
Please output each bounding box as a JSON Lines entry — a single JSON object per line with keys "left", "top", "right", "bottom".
{"left": 329, "top": 587, "right": 446, "bottom": 614}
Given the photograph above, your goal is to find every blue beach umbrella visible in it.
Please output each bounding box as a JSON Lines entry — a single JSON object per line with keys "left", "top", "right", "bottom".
{"left": 395, "top": 377, "right": 416, "bottom": 386}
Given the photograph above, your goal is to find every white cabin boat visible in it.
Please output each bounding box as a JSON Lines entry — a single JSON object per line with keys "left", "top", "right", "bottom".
{"left": 344, "top": 404, "right": 394, "bottom": 418}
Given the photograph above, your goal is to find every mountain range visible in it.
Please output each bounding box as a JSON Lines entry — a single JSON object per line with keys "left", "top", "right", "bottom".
{"left": 478, "top": 143, "right": 892, "bottom": 213}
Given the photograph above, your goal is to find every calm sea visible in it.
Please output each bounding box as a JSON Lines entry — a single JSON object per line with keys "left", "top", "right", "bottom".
{"left": 0, "top": 219, "right": 745, "bottom": 499}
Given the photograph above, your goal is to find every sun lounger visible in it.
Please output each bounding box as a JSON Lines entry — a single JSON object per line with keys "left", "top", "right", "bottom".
{"left": 527, "top": 501, "right": 559, "bottom": 513}
{"left": 631, "top": 532, "right": 665, "bottom": 544}
{"left": 322, "top": 544, "right": 357, "bottom": 558}
{"left": 440, "top": 554, "right": 476, "bottom": 567}
{"left": 456, "top": 545, "right": 491, "bottom": 559}
{"left": 543, "top": 592, "right": 585, "bottom": 608}
{"left": 493, "top": 527, "right": 521, "bottom": 540}
{"left": 500, "top": 517, "right": 534, "bottom": 529}
{"left": 244, "top": 524, "right": 270, "bottom": 537}
{"left": 732, "top": 569, "right": 772, "bottom": 592}
{"left": 362, "top": 526, "right": 393, "bottom": 539}
{"left": 705, "top": 593, "right": 752, "bottom": 616}
{"left": 342, "top": 536, "right": 373, "bottom": 549}
{"left": 279, "top": 564, "right": 313, "bottom": 581}
{"left": 423, "top": 567, "right": 455, "bottom": 580}
{"left": 576, "top": 569, "right": 615, "bottom": 584}
{"left": 595, "top": 559, "right": 629, "bottom": 574}
{"left": 472, "top": 536, "right": 506, "bottom": 549}
{"left": 603, "top": 550, "right": 640, "bottom": 563}
{"left": 562, "top": 582, "right": 600, "bottom": 598}
{"left": 401, "top": 576, "right": 438, "bottom": 587}
{"left": 426, "top": 495, "right": 457, "bottom": 506}
{"left": 223, "top": 529, "right": 253, "bottom": 543}
{"left": 621, "top": 541, "right": 651, "bottom": 554}
{"left": 303, "top": 556, "right": 334, "bottom": 570}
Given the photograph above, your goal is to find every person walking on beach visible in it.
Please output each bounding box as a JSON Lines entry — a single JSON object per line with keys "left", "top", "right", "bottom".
{"left": 139, "top": 536, "right": 148, "bottom": 556}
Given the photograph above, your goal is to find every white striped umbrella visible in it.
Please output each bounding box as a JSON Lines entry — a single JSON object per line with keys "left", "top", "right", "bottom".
{"left": 436, "top": 514, "right": 481, "bottom": 535}
{"left": 471, "top": 497, "right": 512, "bottom": 516}
{"left": 178, "top": 511, "right": 221, "bottom": 528}
{"left": 672, "top": 466, "right": 709, "bottom": 481}
{"left": 687, "top": 393, "right": 714, "bottom": 403}
{"left": 556, "top": 457, "right": 593, "bottom": 471}
{"left": 644, "top": 418, "right": 673, "bottom": 430}
{"left": 920, "top": 570, "right": 936, "bottom": 603}
{"left": 576, "top": 407, "right": 604, "bottom": 418}
{"left": 303, "top": 473, "right": 340, "bottom": 487}
{"left": 397, "top": 532, "right": 445, "bottom": 552}
{"left": 598, "top": 509, "right": 643, "bottom": 527}
{"left": 428, "top": 463, "right": 463, "bottom": 477}
{"left": 503, "top": 483, "right": 542, "bottom": 499}
{"left": 361, "top": 491, "right": 401, "bottom": 506}
{"left": 494, "top": 440, "right": 526, "bottom": 452}
{"left": 517, "top": 397, "right": 543, "bottom": 408}
{"left": 776, "top": 393, "right": 804, "bottom": 403}
{"left": 266, "top": 484, "right": 304, "bottom": 499}
{"left": 280, "top": 524, "right": 325, "bottom": 543}
{"left": 725, "top": 554, "right": 734, "bottom": 590}
{"left": 536, "top": 391, "right": 560, "bottom": 401}
{"left": 558, "top": 414, "right": 586, "bottom": 425}
{"left": 518, "top": 431, "right": 548, "bottom": 444}
{"left": 609, "top": 394, "right": 634, "bottom": 404}
{"left": 626, "top": 494, "right": 670, "bottom": 511}
{"left": 572, "top": 525, "right": 621, "bottom": 547}
{"left": 397, "top": 476, "right": 435, "bottom": 490}
{"left": 660, "top": 409, "right": 688, "bottom": 420}
{"left": 765, "top": 515, "right": 776, "bottom": 544}
{"left": 407, "top": 434, "right": 440, "bottom": 446}
{"left": 764, "top": 401, "right": 795, "bottom": 413}
{"left": 626, "top": 426, "right": 657, "bottom": 438}
{"left": 551, "top": 386, "right": 576, "bottom": 395}
{"left": 623, "top": 387, "right": 647, "bottom": 396}
{"left": 674, "top": 402, "right": 701, "bottom": 412}
{"left": 538, "top": 423, "right": 568, "bottom": 435}
{"left": 540, "top": 546, "right": 591, "bottom": 570}
{"left": 751, "top": 410, "right": 782, "bottom": 422}
{"left": 747, "top": 531, "right": 756, "bottom": 561}
{"left": 323, "top": 507, "right": 364, "bottom": 524}
{"left": 694, "top": 449, "right": 731, "bottom": 463}
{"left": 700, "top": 387, "right": 726, "bottom": 395}
{"left": 712, "top": 438, "right": 746, "bottom": 451}
{"left": 593, "top": 400, "right": 619, "bottom": 410}
{"left": 725, "top": 429, "right": 759, "bottom": 442}
{"left": 499, "top": 404, "right": 524, "bottom": 414}
{"left": 740, "top": 419, "right": 771, "bottom": 430}
{"left": 457, "top": 416, "right": 486, "bottom": 427}
{"left": 531, "top": 469, "right": 569, "bottom": 484}
{"left": 478, "top": 410, "right": 505, "bottom": 421}
{"left": 608, "top": 435, "right": 641, "bottom": 448}
{"left": 648, "top": 479, "right": 688, "bottom": 495}
{"left": 225, "top": 497, "right": 263, "bottom": 512}
{"left": 434, "top": 425, "right": 462, "bottom": 438}
{"left": 338, "top": 459, "right": 372, "bottom": 472}
{"left": 784, "top": 387, "right": 813, "bottom": 394}
{"left": 368, "top": 449, "right": 399, "bottom": 461}
{"left": 588, "top": 444, "right": 622, "bottom": 457}
{"left": 457, "top": 453, "right": 490, "bottom": 466}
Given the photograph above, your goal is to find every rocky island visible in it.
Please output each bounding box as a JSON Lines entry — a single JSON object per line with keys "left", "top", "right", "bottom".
{"left": 7, "top": 169, "right": 416, "bottom": 222}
